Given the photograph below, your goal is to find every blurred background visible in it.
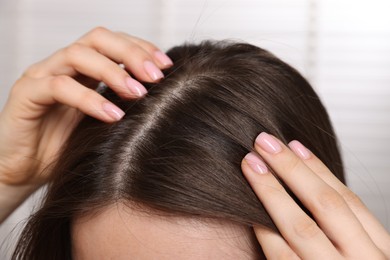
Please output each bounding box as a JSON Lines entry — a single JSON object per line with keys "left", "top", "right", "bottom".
{"left": 1, "top": 0, "right": 389, "bottom": 258}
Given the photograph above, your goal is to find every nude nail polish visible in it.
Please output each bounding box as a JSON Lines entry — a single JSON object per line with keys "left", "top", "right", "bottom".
{"left": 144, "top": 60, "right": 164, "bottom": 81}
{"left": 255, "top": 132, "right": 282, "bottom": 154}
{"left": 102, "top": 102, "right": 125, "bottom": 121}
{"left": 244, "top": 153, "right": 268, "bottom": 174}
{"left": 125, "top": 77, "right": 147, "bottom": 97}
{"left": 289, "top": 140, "right": 311, "bottom": 160}
{"left": 154, "top": 51, "right": 173, "bottom": 67}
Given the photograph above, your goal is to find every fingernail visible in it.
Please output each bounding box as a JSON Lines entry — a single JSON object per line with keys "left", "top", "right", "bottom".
{"left": 144, "top": 60, "right": 164, "bottom": 81}
{"left": 289, "top": 140, "right": 311, "bottom": 160}
{"left": 102, "top": 102, "right": 125, "bottom": 121}
{"left": 125, "top": 77, "right": 147, "bottom": 97}
{"left": 255, "top": 132, "right": 282, "bottom": 154}
{"left": 244, "top": 152, "right": 268, "bottom": 174}
{"left": 154, "top": 51, "right": 173, "bottom": 67}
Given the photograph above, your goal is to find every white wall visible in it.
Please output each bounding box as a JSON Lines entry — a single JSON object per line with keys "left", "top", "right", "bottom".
{"left": 1, "top": 0, "right": 390, "bottom": 258}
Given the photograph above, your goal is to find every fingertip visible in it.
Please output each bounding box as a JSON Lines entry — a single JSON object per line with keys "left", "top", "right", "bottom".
{"left": 102, "top": 102, "right": 125, "bottom": 121}
{"left": 143, "top": 60, "right": 164, "bottom": 81}
{"left": 125, "top": 77, "right": 147, "bottom": 97}
{"left": 255, "top": 132, "right": 283, "bottom": 155}
{"left": 154, "top": 50, "right": 173, "bottom": 68}
{"left": 243, "top": 152, "right": 269, "bottom": 175}
{"left": 288, "top": 140, "right": 311, "bottom": 160}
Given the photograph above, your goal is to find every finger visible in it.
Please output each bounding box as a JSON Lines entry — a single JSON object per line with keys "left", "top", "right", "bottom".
{"left": 289, "top": 140, "right": 390, "bottom": 256}
{"left": 15, "top": 76, "right": 125, "bottom": 123}
{"left": 253, "top": 132, "right": 380, "bottom": 257}
{"left": 77, "top": 27, "right": 167, "bottom": 81}
{"left": 25, "top": 43, "right": 147, "bottom": 99}
{"left": 253, "top": 225, "right": 300, "bottom": 260}
{"left": 241, "top": 152, "right": 339, "bottom": 259}
{"left": 116, "top": 32, "right": 173, "bottom": 68}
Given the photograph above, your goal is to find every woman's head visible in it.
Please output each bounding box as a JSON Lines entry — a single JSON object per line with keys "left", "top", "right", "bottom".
{"left": 14, "top": 41, "right": 344, "bottom": 259}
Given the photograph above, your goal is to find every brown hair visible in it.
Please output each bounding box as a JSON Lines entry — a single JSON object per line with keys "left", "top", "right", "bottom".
{"left": 13, "top": 40, "right": 344, "bottom": 259}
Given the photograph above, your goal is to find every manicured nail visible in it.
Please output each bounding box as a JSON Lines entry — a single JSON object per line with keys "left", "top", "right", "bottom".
{"left": 255, "top": 132, "right": 282, "bottom": 154}
{"left": 144, "top": 60, "right": 164, "bottom": 81}
{"left": 244, "top": 152, "right": 268, "bottom": 174}
{"left": 154, "top": 51, "right": 173, "bottom": 67}
{"left": 102, "top": 102, "right": 125, "bottom": 121}
{"left": 289, "top": 140, "right": 311, "bottom": 160}
{"left": 125, "top": 77, "right": 147, "bottom": 97}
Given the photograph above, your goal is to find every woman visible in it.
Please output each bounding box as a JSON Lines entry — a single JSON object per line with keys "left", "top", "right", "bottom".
{"left": 0, "top": 27, "right": 389, "bottom": 259}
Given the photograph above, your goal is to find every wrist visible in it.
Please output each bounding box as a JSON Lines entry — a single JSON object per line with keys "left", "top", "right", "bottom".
{"left": 0, "top": 181, "right": 41, "bottom": 223}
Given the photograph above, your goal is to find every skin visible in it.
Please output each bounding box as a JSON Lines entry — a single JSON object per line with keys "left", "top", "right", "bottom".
{"left": 0, "top": 27, "right": 171, "bottom": 222}
{"left": 1, "top": 27, "right": 390, "bottom": 259}
{"left": 72, "top": 204, "right": 258, "bottom": 259}
{"left": 241, "top": 132, "right": 390, "bottom": 259}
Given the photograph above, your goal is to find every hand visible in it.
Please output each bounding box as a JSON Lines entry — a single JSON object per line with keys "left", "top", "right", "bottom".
{"left": 241, "top": 132, "right": 390, "bottom": 259}
{"left": 0, "top": 27, "right": 173, "bottom": 188}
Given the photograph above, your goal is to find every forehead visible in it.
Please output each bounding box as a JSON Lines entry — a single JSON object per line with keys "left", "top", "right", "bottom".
{"left": 71, "top": 203, "right": 256, "bottom": 259}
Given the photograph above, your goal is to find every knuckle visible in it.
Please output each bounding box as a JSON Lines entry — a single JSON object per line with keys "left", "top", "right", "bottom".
{"left": 293, "top": 219, "right": 320, "bottom": 240}
{"left": 80, "top": 88, "right": 97, "bottom": 101}
{"left": 120, "top": 41, "right": 151, "bottom": 62}
{"left": 88, "top": 26, "right": 109, "bottom": 39}
{"left": 124, "top": 41, "right": 140, "bottom": 53}
{"left": 135, "top": 39, "right": 157, "bottom": 52}
{"left": 282, "top": 155, "right": 302, "bottom": 174}
{"left": 132, "top": 34, "right": 158, "bottom": 50}
{"left": 23, "top": 63, "right": 44, "bottom": 78}
{"left": 315, "top": 188, "right": 346, "bottom": 212}
{"left": 341, "top": 189, "right": 363, "bottom": 209}
{"left": 50, "top": 75, "right": 71, "bottom": 90}
{"left": 63, "top": 43, "right": 85, "bottom": 59}
{"left": 115, "top": 30, "right": 131, "bottom": 37}
{"left": 100, "top": 67, "right": 124, "bottom": 84}
{"left": 258, "top": 182, "right": 286, "bottom": 195}
{"left": 9, "top": 78, "right": 27, "bottom": 98}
